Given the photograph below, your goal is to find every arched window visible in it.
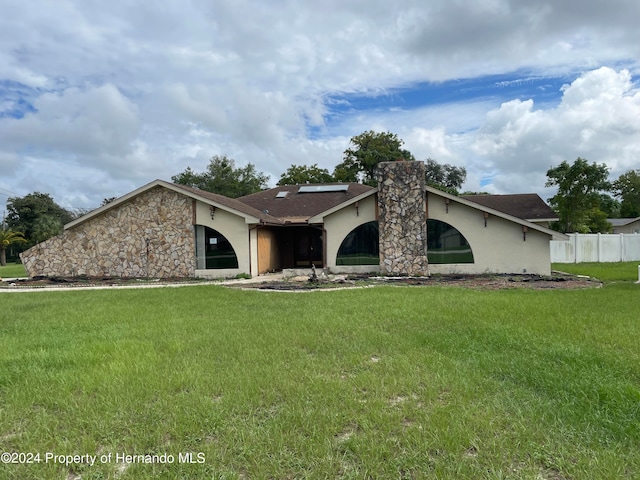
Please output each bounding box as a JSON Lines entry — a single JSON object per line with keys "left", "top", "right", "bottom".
{"left": 195, "top": 226, "right": 239, "bottom": 269}
{"left": 427, "top": 219, "right": 474, "bottom": 264}
{"left": 336, "top": 221, "right": 380, "bottom": 265}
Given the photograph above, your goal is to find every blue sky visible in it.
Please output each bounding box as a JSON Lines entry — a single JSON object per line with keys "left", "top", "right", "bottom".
{"left": 317, "top": 71, "right": 577, "bottom": 141}
{"left": 0, "top": 80, "right": 38, "bottom": 119}
{"left": 327, "top": 72, "right": 570, "bottom": 117}
{"left": 1, "top": 0, "right": 640, "bottom": 212}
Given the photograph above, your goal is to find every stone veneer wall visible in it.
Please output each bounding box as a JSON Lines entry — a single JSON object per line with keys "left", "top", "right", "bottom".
{"left": 375, "top": 161, "right": 429, "bottom": 276}
{"left": 21, "top": 187, "right": 196, "bottom": 278}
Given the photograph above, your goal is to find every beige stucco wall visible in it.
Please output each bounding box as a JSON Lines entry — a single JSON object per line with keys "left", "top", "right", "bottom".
{"left": 322, "top": 195, "right": 380, "bottom": 274}
{"left": 193, "top": 201, "right": 253, "bottom": 278}
{"left": 427, "top": 194, "right": 552, "bottom": 275}
{"left": 21, "top": 187, "right": 196, "bottom": 278}
{"left": 323, "top": 192, "right": 552, "bottom": 276}
{"left": 611, "top": 221, "right": 640, "bottom": 234}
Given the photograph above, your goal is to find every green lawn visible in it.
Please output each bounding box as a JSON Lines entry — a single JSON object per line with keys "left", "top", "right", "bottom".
{"left": 553, "top": 261, "right": 640, "bottom": 282}
{"left": 0, "top": 262, "right": 26, "bottom": 279}
{"left": 1, "top": 264, "right": 639, "bottom": 479}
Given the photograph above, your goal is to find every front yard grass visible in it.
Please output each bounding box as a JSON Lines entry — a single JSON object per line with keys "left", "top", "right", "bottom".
{"left": 0, "top": 262, "right": 26, "bottom": 278}
{"left": 1, "top": 264, "right": 639, "bottom": 479}
{"left": 553, "top": 261, "right": 640, "bottom": 282}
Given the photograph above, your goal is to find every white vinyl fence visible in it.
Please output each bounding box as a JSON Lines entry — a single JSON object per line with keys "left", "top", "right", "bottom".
{"left": 551, "top": 233, "right": 640, "bottom": 263}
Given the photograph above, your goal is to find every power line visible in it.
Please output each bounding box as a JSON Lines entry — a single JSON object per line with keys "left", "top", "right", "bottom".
{"left": 0, "top": 186, "right": 19, "bottom": 197}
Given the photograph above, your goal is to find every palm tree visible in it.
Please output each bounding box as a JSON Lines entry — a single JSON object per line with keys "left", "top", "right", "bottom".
{"left": 0, "top": 229, "right": 27, "bottom": 266}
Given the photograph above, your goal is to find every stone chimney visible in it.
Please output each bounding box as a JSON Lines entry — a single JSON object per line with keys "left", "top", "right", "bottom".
{"left": 375, "top": 161, "right": 429, "bottom": 276}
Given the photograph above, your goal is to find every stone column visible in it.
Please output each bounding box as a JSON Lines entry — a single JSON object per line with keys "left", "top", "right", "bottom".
{"left": 376, "top": 161, "right": 429, "bottom": 276}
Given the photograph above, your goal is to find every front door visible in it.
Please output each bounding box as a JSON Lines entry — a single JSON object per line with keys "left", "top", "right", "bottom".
{"left": 294, "top": 228, "right": 323, "bottom": 267}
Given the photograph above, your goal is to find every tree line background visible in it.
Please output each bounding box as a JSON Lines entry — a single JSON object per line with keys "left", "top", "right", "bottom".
{"left": 3, "top": 130, "right": 640, "bottom": 264}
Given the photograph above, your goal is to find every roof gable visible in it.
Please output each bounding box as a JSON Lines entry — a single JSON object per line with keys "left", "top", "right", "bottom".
{"left": 64, "top": 180, "right": 283, "bottom": 230}
{"left": 430, "top": 187, "right": 567, "bottom": 240}
{"left": 63, "top": 180, "right": 566, "bottom": 241}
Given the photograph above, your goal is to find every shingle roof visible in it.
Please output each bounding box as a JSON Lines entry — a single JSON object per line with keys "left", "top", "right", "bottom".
{"left": 169, "top": 183, "right": 284, "bottom": 224}
{"left": 237, "top": 183, "right": 374, "bottom": 223}
{"left": 460, "top": 194, "right": 557, "bottom": 221}
{"left": 607, "top": 218, "right": 640, "bottom": 227}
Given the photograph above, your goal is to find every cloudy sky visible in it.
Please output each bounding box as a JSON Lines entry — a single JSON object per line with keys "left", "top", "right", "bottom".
{"left": 1, "top": 0, "right": 640, "bottom": 213}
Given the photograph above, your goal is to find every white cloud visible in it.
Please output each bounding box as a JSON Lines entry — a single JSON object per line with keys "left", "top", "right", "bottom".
{"left": 471, "top": 67, "right": 640, "bottom": 195}
{"left": 1, "top": 1, "right": 640, "bottom": 208}
{"left": 0, "top": 84, "right": 140, "bottom": 158}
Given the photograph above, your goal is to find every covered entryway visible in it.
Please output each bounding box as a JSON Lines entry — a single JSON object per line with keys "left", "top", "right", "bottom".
{"left": 256, "top": 226, "right": 323, "bottom": 274}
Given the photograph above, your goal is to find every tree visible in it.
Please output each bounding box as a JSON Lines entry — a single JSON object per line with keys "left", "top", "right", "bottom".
{"left": 277, "top": 164, "right": 334, "bottom": 185}
{"left": 172, "top": 155, "right": 269, "bottom": 198}
{"left": 585, "top": 206, "right": 612, "bottom": 233}
{"left": 333, "top": 131, "right": 415, "bottom": 186}
{"left": 6, "top": 192, "right": 74, "bottom": 247}
{"left": 612, "top": 169, "right": 640, "bottom": 217}
{"left": 0, "top": 229, "right": 27, "bottom": 266}
{"left": 598, "top": 193, "right": 621, "bottom": 219}
{"left": 32, "top": 215, "right": 66, "bottom": 244}
{"left": 545, "top": 158, "right": 611, "bottom": 233}
{"left": 425, "top": 158, "right": 467, "bottom": 194}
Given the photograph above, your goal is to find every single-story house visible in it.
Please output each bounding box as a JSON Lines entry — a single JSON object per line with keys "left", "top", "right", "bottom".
{"left": 607, "top": 218, "right": 640, "bottom": 234}
{"left": 21, "top": 161, "right": 567, "bottom": 278}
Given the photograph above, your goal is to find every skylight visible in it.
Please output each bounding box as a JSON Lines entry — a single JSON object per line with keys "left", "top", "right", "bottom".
{"left": 298, "top": 185, "right": 349, "bottom": 193}
{"left": 276, "top": 191, "right": 289, "bottom": 198}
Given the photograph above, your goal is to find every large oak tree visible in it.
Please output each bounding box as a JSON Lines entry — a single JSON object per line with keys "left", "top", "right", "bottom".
{"left": 545, "top": 158, "right": 611, "bottom": 233}
{"left": 172, "top": 155, "right": 269, "bottom": 198}
{"left": 6, "top": 192, "right": 74, "bottom": 247}
{"left": 425, "top": 158, "right": 467, "bottom": 194}
{"left": 613, "top": 169, "right": 640, "bottom": 218}
{"left": 277, "top": 164, "right": 334, "bottom": 185}
{"left": 333, "top": 130, "right": 415, "bottom": 186}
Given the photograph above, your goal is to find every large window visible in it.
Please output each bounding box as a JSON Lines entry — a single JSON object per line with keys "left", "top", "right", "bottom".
{"left": 336, "top": 221, "right": 380, "bottom": 265}
{"left": 426, "top": 219, "right": 474, "bottom": 264}
{"left": 196, "top": 226, "right": 239, "bottom": 269}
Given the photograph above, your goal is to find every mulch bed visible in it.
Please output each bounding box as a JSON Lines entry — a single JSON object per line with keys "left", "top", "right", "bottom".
{"left": 228, "top": 273, "right": 601, "bottom": 291}
{"left": 0, "top": 276, "right": 205, "bottom": 289}
{"left": 1, "top": 273, "right": 600, "bottom": 291}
